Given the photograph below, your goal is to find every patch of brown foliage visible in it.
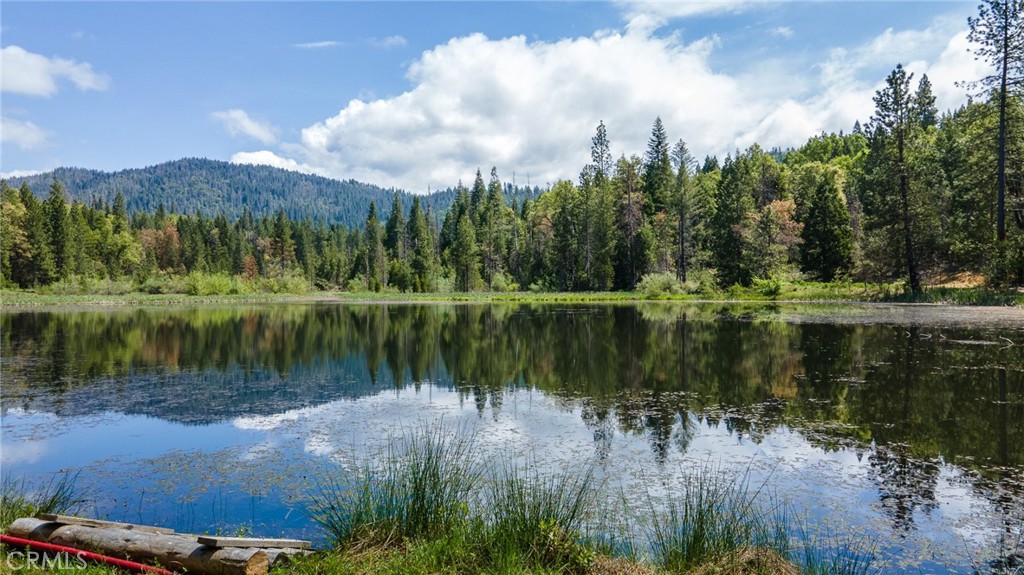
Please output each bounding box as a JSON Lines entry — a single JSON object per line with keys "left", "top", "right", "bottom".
{"left": 688, "top": 547, "right": 798, "bottom": 575}
{"left": 586, "top": 555, "right": 657, "bottom": 575}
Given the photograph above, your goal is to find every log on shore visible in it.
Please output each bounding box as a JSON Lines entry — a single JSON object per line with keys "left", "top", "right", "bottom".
{"left": 196, "top": 536, "right": 310, "bottom": 549}
{"left": 6, "top": 518, "right": 268, "bottom": 575}
{"left": 37, "top": 514, "right": 175, "bottom": 534}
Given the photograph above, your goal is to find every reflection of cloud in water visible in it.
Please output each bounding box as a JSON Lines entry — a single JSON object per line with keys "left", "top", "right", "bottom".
{"left": 0, "top": 438, "right": 48, "bottom": 465}
{"left": 222, "top": 382, "right": 1012, "bottom": 570}
{"left": 233, "top": 410, "right": 302, "bottom": 431}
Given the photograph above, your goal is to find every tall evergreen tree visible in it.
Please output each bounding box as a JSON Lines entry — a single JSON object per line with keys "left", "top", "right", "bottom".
{"left": 614, "top": 155, "right": 653, "bottom": 289}
{"left": 711, "top": 151, "right": 758, "bottom": 286}
{"left": 914, "top": 74, "right": 939, "bottom": 128}
{"left": 363, "top": 202, "right": 386, "bottom": 291}
{"left": 45, "top": 179, "right": 72, "bottom": 279}
{"left": 643, "top": 117, "right": 674, "bottom": 214}
{"left": 671, "top": 139, "right": 697, "bottom": 281}
{"left": 479, "top": 167, "right": 506, "bottom": 285}
{"left": 866, "top": 64, "right": 923, "bottom": 294}
{"left": 967, "top": 0, "right": 1024, "bottom": 241}
{"left": 470, "top": 168, "right": 487, "bottom": 218}
{"left": 452, "top": 212, "right": 481, "bottom": 291}
{"left": 407, "top": 196, "right": 437, "bottom": 292}
{"left": 591, "top": 121, "right": 613, "bottom": 183}
{"left": 384, "top": 193, "right": 407, "bottom": 261}
{"left": 799, "top": 164, "right": 854, "bottom": 281}
{"left": 20, "top": 184, "right": 56, "bottom": 286}
{"left": 272, "top": 210, "right": 297, "bottom": 270}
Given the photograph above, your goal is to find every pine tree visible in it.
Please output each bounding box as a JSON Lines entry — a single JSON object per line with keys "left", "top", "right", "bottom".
{"left": 591, "top": 121, "right": 613, "bottom": 183}
{"left": 45, "top": 179, "right": 72, "bottom": 280}
{"left": 111, "top": 192, "right": 129, "bottom": 234}
{"left": 914, "top": 74, "right": 939, "bottom": 128}
{"left": 20, "top": 184, "right": 56, "bottom": 286}
{"left": 643, "top": 117, "right": 674, "bottom": 214}
{"left": 384, "top": 194, "right": 407, "bottom": 261}
{"left": 470, "top": 168, "right": 487, "bottom": 219}
{"left": 800, "top": 165, "right": 854, "bottom": 281}
{"left": 711, "top": 151, "right": 758, "bottom": 287}
{"left": 407, "top": 196, "right": 437, "bottom": 292}
{"left": 272, "top": 210, "right": 297, "bottom": 270}
{"left": 480, "top": 167, "right": 506, "bottom": 285}
{"left": 613, "top": 155, "right": 652, "bottom": 289}
{"left": 452, "top": 212, "right": 481, "bottom": 291}
{"left": 967, "top": 0, "right": 1024, "bottom": 241}
{"left": 363, "top": 202, "right": 386, "bottom": 291}
{"left": 672, "top": 139, "right": 696, "bottom": 281}
{"left": 866, "top": 64, "right": 923, "bottom": 294}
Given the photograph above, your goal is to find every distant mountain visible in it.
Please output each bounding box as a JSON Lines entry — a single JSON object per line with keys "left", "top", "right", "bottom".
{"left": 4, "top": 158, "right": 474, "bottom": 228}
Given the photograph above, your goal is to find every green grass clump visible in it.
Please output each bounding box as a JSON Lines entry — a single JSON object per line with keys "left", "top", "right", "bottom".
{"left": 0, "top": 474, "right": 121, "bottom": 574}
{"left": 643, "top": 465, "right": 790, "bottom": 573}
{"left": 0, "top": 473, "right": 84, "bottom": 530}
{"left": 485, "top": 461, "right": 599, "bottom": 573}
{"left": 310, "top": 423, "right": 481, "bottom": 549}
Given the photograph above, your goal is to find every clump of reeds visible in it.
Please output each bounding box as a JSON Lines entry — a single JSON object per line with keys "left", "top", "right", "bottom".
{"left": 0, "top": 472, "right": 85, "bottom": 530}
{"left": 307, "top": 424, "right": 878, "bottom": 575}
{"left": 642, "top": 463, "right": 791, "bottom": 573}
{"left": 485, "top": 459, "right": 600, "bottom": 573}
{"left": 309, "top": 422, "right": 482, "bottom": 549}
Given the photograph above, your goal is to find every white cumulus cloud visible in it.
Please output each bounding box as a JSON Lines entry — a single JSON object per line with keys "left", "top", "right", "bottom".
{"left": 1, "top": 117, "right": 48, "bottom": 149}
{"left": 212, "top": 109, "right": 278, "bottom": 145}
{"left": 228, "top": 13, "right": 978, "bottom": 193}
{"left": 1, "top": 45, "right": 110, "bottom": 96}
{"left": 230, "top": 150, "right": 324, "bottom": 176}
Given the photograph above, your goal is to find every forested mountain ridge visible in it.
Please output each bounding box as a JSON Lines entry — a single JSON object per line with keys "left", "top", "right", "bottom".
{"left": 5, "top": 158, "right": 545, "bottom": 228}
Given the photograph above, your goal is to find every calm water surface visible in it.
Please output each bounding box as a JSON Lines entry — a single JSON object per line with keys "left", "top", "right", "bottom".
{"left": 1, "top": 303, "right": 1022, "bottom": 573}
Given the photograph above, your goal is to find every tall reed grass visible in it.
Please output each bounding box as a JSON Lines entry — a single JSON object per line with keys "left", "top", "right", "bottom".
{"left": 306, "top": 424, "right": 879, "bottom": 574}
{"left": 0, "top": 472, "right": 85, "bottom": 530}
{"left": 309, "top": 423, "right": 481, "bottom": 548}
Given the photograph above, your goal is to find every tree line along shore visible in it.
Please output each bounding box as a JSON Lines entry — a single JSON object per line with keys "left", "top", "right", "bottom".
{"left": 2, "top": 64, "right": 1022, "bottom": 303}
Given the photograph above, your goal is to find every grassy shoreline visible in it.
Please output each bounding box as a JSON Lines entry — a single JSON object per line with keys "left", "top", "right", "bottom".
{"left": 2, "top": 282, "right": 1022, "bottom": 308}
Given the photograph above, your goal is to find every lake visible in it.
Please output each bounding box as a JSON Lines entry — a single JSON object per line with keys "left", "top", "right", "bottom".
{"left": 1, "top": 302, "right": 1022, "bottom": 573}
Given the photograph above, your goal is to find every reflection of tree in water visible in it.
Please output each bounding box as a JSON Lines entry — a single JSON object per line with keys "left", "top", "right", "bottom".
{"left": 3, "top": 303, "right": 1023, "bottom": 547}
{"left": 867, "top": 447, "right": 940, "bottom": 532}
{"left": 860, "top": 326, "right": 938, "bottom": 532}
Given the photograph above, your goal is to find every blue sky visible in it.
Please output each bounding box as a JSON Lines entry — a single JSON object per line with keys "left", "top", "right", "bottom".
{"left": 1, "top": 1, "right": 987, "bottom": 192}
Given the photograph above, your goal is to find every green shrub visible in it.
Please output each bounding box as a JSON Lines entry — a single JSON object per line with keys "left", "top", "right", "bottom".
{"left": 41, "top": 276, "right": 135, "bottom": 296}
{"left": 683, "top": 268, "right": 720, "bottom": 297}
{"left": 753, "top": 276, "right": 783, "bottom": 297}
{"left": 637, "top": 272, "right": 684, "bottom": 298}
{"left": 256, "top": 273, "right": 309, "bottom": 294}
{"left": 185, "top": 272, "right": 233, "bottom": 296}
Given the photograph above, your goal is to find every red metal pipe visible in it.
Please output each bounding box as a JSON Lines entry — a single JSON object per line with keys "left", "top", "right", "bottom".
{"left": 0, "top": 534, "right": 175, "bottom": 574}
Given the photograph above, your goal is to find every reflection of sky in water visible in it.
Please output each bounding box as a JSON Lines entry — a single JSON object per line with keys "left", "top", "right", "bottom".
{"left": 1, "top": 382, "right": 1014, "bottom": 572}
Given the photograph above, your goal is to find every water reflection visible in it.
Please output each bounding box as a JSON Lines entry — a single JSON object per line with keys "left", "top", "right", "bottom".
{"left": 1, "top": 303, "right": 1022, "bottom": 570}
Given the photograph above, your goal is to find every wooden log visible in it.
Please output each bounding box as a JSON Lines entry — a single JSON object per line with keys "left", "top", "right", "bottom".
{"left": 196, "top": 536, "right": 311, "bottom": 549}
{"left": 36, "top": 514, "right": 176, "bottom": 534}
{"left": 6, "top": 518, "right": 268, "bottom": 575}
